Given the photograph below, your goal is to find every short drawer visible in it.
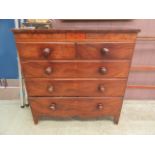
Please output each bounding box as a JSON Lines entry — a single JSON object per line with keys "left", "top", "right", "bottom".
{"left": 25, "top": 79, "right": 127, "bottom": 97}
{"left": 29, "top": 97, "right": 123, "bottom": 118}
{"left": 76, "top": 43, "right": 135, "bottom": 60}
{"left": 16, "top": 43, "right": 76, "bottom": 60}
{"left": 22, "top": 61, "right": 130, "bottom": 78}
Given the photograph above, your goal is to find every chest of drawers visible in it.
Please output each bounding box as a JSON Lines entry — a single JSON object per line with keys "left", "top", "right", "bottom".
{"left": 13, "top": 29, "right": 139, "bottom": 124}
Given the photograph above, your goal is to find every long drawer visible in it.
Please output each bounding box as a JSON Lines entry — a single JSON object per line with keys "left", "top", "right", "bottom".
{"left": 17, "top": 42, "right": 134, "bottom": 60}
{"left": 21, "top": 61, "right": 130, "bottom": 78}
{"left": 29, "top": 97, "right": 123, "bottom": 118}
{"left": 25, "top": 78, "right": 127, "bottom": 97}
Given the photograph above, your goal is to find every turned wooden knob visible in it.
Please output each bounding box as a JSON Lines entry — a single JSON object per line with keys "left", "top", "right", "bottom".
{"left": 97, "top": 103, "right": 103, "bottom": 110}
{"left": 45, "top": 66, "right": 52, "bottom": 75}
{"left": 48, "top": 85, "right": 54, "bottom": 93}
{"left": 99, "top": 67, "right": 107, "bottom": 74}
{"left": 42, "top": 48, "right": 51, "bottom": 58}
{"left": 49, "top": 103, "right": 56, "bottom": 110}
{"left": 99, "top": 85, "right": 105, "bottom": 92}
{"left": 101, "top": 48, "right": 109, "bottom": 55}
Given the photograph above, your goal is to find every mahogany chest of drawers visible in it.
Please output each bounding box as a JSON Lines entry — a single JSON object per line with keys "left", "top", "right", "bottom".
{"left": 13, "top": 29, "right": 139, "bottom": 124}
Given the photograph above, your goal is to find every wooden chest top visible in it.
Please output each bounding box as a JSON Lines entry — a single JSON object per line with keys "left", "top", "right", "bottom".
{"left": 12, "top": 29, "right": 140, "bottom": 42}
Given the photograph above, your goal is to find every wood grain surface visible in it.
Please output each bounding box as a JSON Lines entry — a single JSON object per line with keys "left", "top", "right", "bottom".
{"left": 21, "top": 61, "right": 130, "bottom": 78}
{"left": 29, "top": 97, "right": 123, "bottom": 124}
{"left": 16, "top": 43, "right": 76, "bottom": 60}
{"left": 25, "top": 78, "right": 127, "bottom": 97}
{"left": 13, "top": 28, "right": 139, "bottom": 124}
{"left": 76, "top": 42, "right": 135, "bottom": 60}
{"left": 13, "top": 30, "right": 138, "bottom": 42}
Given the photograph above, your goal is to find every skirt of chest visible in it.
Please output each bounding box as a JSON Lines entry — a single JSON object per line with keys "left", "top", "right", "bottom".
{"left": 13, "top": 29, "right": 139, "bottom": 124}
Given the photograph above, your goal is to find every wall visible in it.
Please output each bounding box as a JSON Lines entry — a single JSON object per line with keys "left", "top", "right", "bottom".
{"left": 0, "top": 19, "right": 18, "bottom": 79}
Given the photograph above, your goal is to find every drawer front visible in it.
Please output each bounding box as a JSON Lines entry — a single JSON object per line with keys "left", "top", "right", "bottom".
{"left": 77, "top": 43, "right": 135, "bottom": 60}
{"left": 29, "top": 97, "right": 123, "bottom": 118}
{"left": 16, "top": 43, "right": 76, "bottom": 60}
{"left": 13, "top": 31, "right": 138, "bottom": 42}
{"left": 22, "top": 61, "right": 130, "bottom": 78}
{"left": 26, "top": 79, "right": 127, "bottom": 97}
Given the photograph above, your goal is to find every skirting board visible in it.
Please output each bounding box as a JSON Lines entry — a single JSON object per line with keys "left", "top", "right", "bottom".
{"left": 0, "top": 79, "right": 20, "bottom": 100}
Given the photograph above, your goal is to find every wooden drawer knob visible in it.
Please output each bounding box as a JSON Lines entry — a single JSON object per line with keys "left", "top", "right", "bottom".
{"left": 43, "top": 48, "right": 52, "bottom": 58}
{"left": 99, "top": 85, "right": 105, "bottom": 92}
{"left": 49, "top": 103, "right": 56, "bottom": 110}
{"left": 99, "top": 67, "right": 107, "bottom": 74}
{"left": 97, "top": 103, "right": 103, "bottom": 110}
{"left": 48, "top": 85, "right": 54, "bottom": 93}
{"left": 45, "top": 66, "right": 52, "bottom": 75}
{"left": 101, "top": 48, "right": 109, "bottom": 55}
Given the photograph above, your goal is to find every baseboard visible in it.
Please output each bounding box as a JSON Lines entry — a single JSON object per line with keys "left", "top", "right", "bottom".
{"left": 0, "top": 79, "right": 20, "bottom": 100}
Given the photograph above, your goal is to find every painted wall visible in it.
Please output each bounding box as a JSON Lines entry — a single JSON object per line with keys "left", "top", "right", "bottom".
{"left": 0, "top": 19, "right": 18, "bottom": 79}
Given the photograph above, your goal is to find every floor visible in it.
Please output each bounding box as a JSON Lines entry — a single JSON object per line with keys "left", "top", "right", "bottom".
{"left": 0, "top": 100, "right": 155, "bottom": 135}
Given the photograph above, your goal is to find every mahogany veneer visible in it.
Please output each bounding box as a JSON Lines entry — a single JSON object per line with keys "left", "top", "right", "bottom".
{"left": 22, "top": 61, "right": 130, "bottom": 78}
{"left": 29, "top": 97, "right": 123, "bottom": 124}
{"left": 25, "top": 78, "right": 127, "bottom": 97}
{"left": 12, "top": 29, "right": 139, "bottom": 124}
